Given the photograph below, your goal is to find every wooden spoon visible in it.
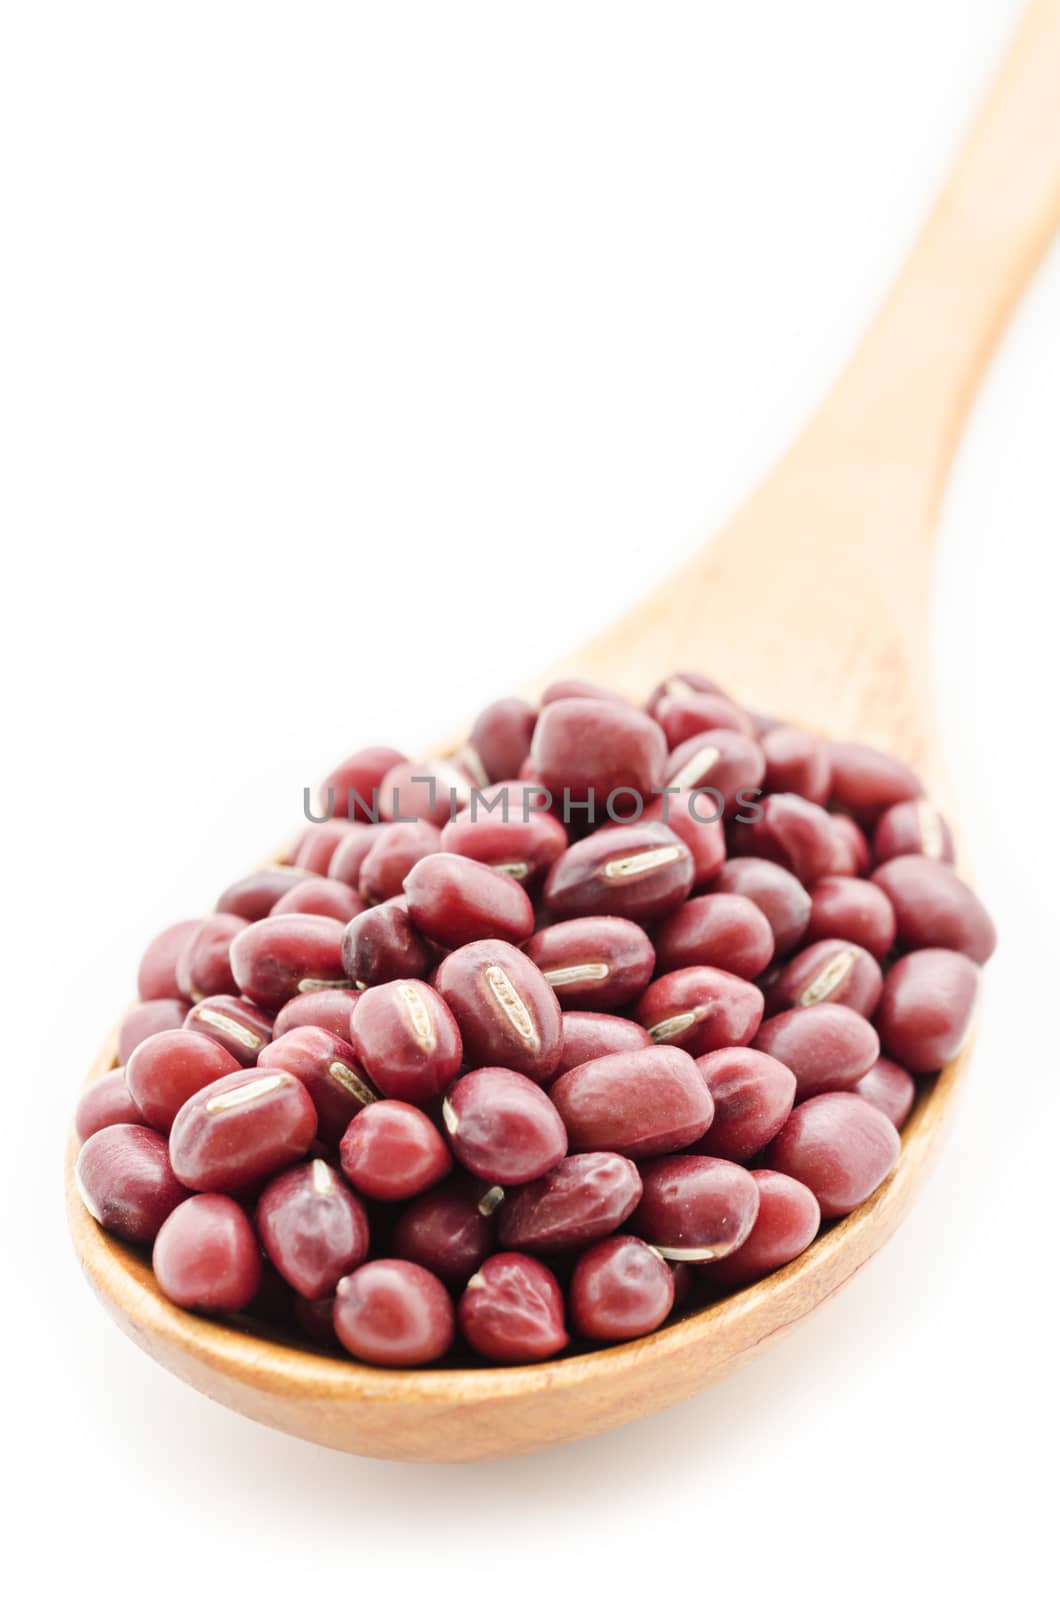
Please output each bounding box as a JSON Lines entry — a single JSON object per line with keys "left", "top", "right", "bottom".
{"left": 67, "top": 1, "right": 1060, "bottom": 1462}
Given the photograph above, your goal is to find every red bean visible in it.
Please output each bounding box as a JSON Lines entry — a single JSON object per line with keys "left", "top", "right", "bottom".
{"left": 767, "top": 939, "right": 883, "bottom": 1018}
{"left": 118, "top": 998, "right": 190, "bottom": 1066}
{"left": 524, "top": 916, "right": 656, "bottom": 1010}
{"left": 404, "top": 852, "right": 535, "bottom": 948}
{"left": 550, "top": 1046, "right": 713, "bottom": 1159}
{"left": 497, "top": 1152, "right": 643, "bottom": 1252}
{"left": 319, "top": 745, "right": 407, "bottom": 823}
{"left": 440, "top": 807, "right": 568, "bottom": 889}
{"left": 75, "top": 1070, "right": 146, "bottom": 1143}
{"left": 176, "top": 912, "right": 248, "bottom": 1001}
{"left": 761, "top": 726, "right": 831, "bottom": 805}
{"left": 664, "top": 729, "right": 765, "bottom": 816}
{"left": 874, "top": 948, "right": 979, "bottom": 1072}
{"left": 340, "top": 1101, "right": 452, "bottom": 1201}
{"left": 827, "top": 741, "right": 923, "bottom": 824}
{"left": 341, "top": 897, "right": 432, "bottom": 987}
{"left": 292, "top": 818, "right": 360, "bottom": 875}
{"left": 272, "top": 990, "right": 361, "bottom": 1043}
{"left": 153, "top": 1195, "right": 262, "bottom": 1311}
{"left": 829, "top": 812, "right": 873, "bottom": 876}
{"left": 137, "top": 919, "right": 202, "bottom": 1001}
{"left": 443, "top": 1068, "right": 568, "bottom": 1184}
{"left": 653, "top": 894, "right": 775, "bottom": 980}
{"left": 458, "top": 1253, "right": 568, "bottom": 1362}
{"left": 76, "top": 1125, "right": 190, "bottom": 1243}
{"left": 543, "top": 822, "right": 694, "bottom": 921}
{"left": 434, "top": 939, "right": 562, "bottom": 1083}
{"left": 710, "top": 857, "right": 811, "bottom": 955}
{"left": 693, "top": 1047, "right": 796, "bottom": 1161}
{"left": 334, "top": 1260, "right": 455, "bottom": 1366}
{"left": 542, "top": 677, "right": 630, "bottom": 705}
{"left": 853, "top": 1057, "right": 916, "bottom": 1128}
{"left": 640, "top": 794, "right": 727, "bottom": 887}
{"left": 169, "top": 1067, "right": 317, "bottom": 1192}
{"left": 379, "top": 759, "right": 472, "bottom": 827}
{"left": 653, "top": 691, "right": 755, "bottom": 747}
{"left": 257, "top": 1025, "right": 377, "bottom": 1144}
{"left": 183, "top": 993, "right": 272, "bottom": 1067}
{"left": 326, "top": 822, "right": 386, "bottom": 887}
{"left": 268, "top": 878, "right": 366, "bottom": 922}
{"left": 806, "top": 876, "right": 896, "bottom": 959}
{"left": 359, "top": 820, "right": 442, "bottom": 904}
{"left": 753, "top": 1004, "right": 879, "bottom": 1099}
{"left": 467, "top": 697, "right": 537, "bottom": 783}
{"left": 256, "top": 1160, "right": 370, "bottom": 1299}
{"left": 215, "top": 866, "right": 312, "bottom": 921}
{"left": 634, "top": 967, "right": 764, "bottom": 1054}
{"left": 392, "top": 1178, "right": 496, "bottom": 1287}
{"left": 731, "top": 793, "right": 839, "bottom": 884}
{"left": 766, "top": 1092, "right": 900, "bottom": 1218}
{"left": 531, "top": 697, "right": 667, "bottom": 806}
{"left": 230, "top": 914, "right": 349, "bottom": 1008}
{"left": 871, "top": 856, "right": 996, "bottom": 964}
{"left": 126, "top": 1030, "right": 242, "bottom": 1133}
{"left": 557, "top": 1012, "right": 653, "bottom": 1075}
{"left": 570, "top": 1236, "right": 674, "bottom": 1341}
{"left": 699, "top": 1170, "right": 821, "bottom": 1288}
{"left": 348, "top": 979, "right": 462, "bottom": 1104}
{"left": 645, "top": 670, "right": 730, "bottom": 714}
{"left": 632, "top": 1155, "right": 760, "bottom": 1261}
{"left": 873, "top": 799, "right": 955, "bottom": 866}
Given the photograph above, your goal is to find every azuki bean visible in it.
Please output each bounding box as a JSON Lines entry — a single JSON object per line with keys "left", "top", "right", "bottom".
{"left": 874, "top": 948, "right": 979, "bottom": 1072}
{"left": 827, "top": 741, "right": 923, "bottom": 824}
{"left": 871, "top": 856, "right": 996, "bottom": 964}
{"left": 766, "top": 1092, "right": 900, "bottom": 1218}
{"left": 379, "top": 759, "right": 472, "bottom": 827}
{"left": 434, "top": 939, "right": 563, "bottom": 1082}
{"left": 391, "top": 1177, "right": 496, "bottom": 1286}
{"left": 731, "top": 793, "right": 839, "bottom": 884}
{"left": 873, "top": 799, "right": 955, "bottom": 866}
{"left": 767, "top": 938, "right": 883, "bottom": 1018}
{"left": 137, "top": 919, "right": 202, "bottom": 1001}
{"left": 153, "top": 1194, "right": 262, "bottom": 1311}
{"left": 570, "top": 1236, "right": 675, "bottom": 1341}
{"left": 653, "top": 691, "right": 755, "bottom": 748}
{"left": 126, "top": 1030, "right": 242, "bottom": 1133}
{"left": 761, "top": 726, "right": 831, "bottom": 806}
{"left": 75, "top": 1070, "right": 147, "bottom": 1143}
{"left": 829, "top": 813, "right": 873, "bottom": 877}
{"left": 634, "top": 966, "right": 764, "bottom": 1055}
{"left": 543, "top": 822, "right": 694, "bottom": 922}
{"left": 359, "top": 820, "right": 442, "bottom": 904}
{"left": 118, "top": 998, "right": 191, "bottom": 1067}
{"left": 467, "top": 697, "right": 538, "bottom": 784}
{"left": 531, "top": 697, "right": 667, "bottom": 804}
{"left": 183, "top": 994, "right": 272, "bottom": 1067}
{"left": 318, "top": 745, "right": 407, "bottom": 823}
{"left": 340, "top": 1101, "right": 452, "bottom": 1201}
{"left": 550, "top": 1046, "right": 713, "bottom": 1159}
{"left": 640, "top": 794, "right": 727, "bottom": 887}
{"left": 699, "top": 1170, "right": 821, "bottom": 1289}
{"left": 557, "top": 1012, "right": 653, "bottom": 1075}
{"left": 806, "top": 876, "right": 896, "bottom": 960}
{"left": 215, "top": 866, "right": 312, "bottom": 921}
{"left": 404, "top": 852, "right": 535, "bottom": 948}
{"left": 268, "top": 878, "right": 366, "bottom": 923}
{"left": 497, "top": 1153, "right": 643, "bottom": 1253}
{"left": 541, "top": 678, "right": 629, "bottom": 705}
{"left": 75, "top": 1125, "right": 190, "bottom": 1243}
{"left": 663, "top": 728, "right": 766, "bottom": 817}
{"left": 292, "top": 818, "right": 361, "bottom": 875}
{"left": 258, "top": 1025, "right": 377, "bottom": 1144}
{"left": 272, "top": 990, "right": 361, "bottom": 1044}
{"left": 710, "top": 857, "right": 811, "bottom": 955}
{"left": 326, "top": 822, "right": 386, "bottom": 887}
{"left": 458, "top": 1253, "right": 568, "bottom": 1362}
{"left": 644, "top": 670, "right": 731, "bottom": 715}
{"left": 653, "top": 894, "right": 775, "bottom": 980}
{"left": 257, "top": 1160, "right": 370, "bottom": 1299}
{"left": 230, "top": 915, "right": 349, "bottom": 1008}
{"left": 334, "top": 1260, "right": 455, "bottom": 1366}
{"left": 176, "top": 912, "right": 248, "bottom": 1001}
{"left": 632, "top": 1155, "right": 760, "bottom": 1261}
{"left": 443, "top": 1068, "right": 568, "bottom": 1185}
{"left": 853, "top": 1057, "right": 917, "bottom": 1128}
{"left": 753, "top": 1004, "right": 879, "bottom": 1099}
{"left": 693, "top": 1047, "right": 796, "bottom": 1161}
{"left": 524, "top": 916, "right": 656, "bottom": 1010}
{"left": 341, "top": 897, "right": 432, "bottom": 987}
{"left": 169, "top": 1067, "right": 318, "bottom": 1192}
{"left": 440, "top": 807, "right": 568, "bottom": 889}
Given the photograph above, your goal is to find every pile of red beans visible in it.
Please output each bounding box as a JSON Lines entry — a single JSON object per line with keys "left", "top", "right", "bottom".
{"left": 73, "top": 672, "right": 995, "bottom": 1367}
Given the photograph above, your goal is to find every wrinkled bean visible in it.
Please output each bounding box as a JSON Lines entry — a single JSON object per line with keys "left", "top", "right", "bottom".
{"left": 458, "top": 1253, "right": 568, "bottom": 1362}
{"left": 498, "top": 1152, "right": 643, "bottom": 1252}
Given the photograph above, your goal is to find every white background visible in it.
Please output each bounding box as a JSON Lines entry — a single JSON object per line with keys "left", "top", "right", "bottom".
{"left": 2, "top": 2, "right": 1057, "bottom": 1595}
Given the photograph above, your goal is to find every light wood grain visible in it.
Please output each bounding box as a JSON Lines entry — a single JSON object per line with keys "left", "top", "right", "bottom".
{"left": 66, "top": 0, "right": 1060, "bottom": 1461}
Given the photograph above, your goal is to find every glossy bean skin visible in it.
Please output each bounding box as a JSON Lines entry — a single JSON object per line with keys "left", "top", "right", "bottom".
{"left": 874, "top": 948, "right": 979, "bottom": 1072}
{"left": 137, "top": 919, "right": 202, "bottom": 1001}
{"left": 349, "top": 979, "right": 462, "bottom": 1105}
{"left": 392, "top": 1178, "right": 496, "bottom": 1286}
{"left": 829, "top": 813, "right": 873, "bottom": 877}
{"left": 319, "top": 745, "right": 407, "bottom": 823}
{"left": 230, "top": 915, "right": 349, "bottom": 1007}
{"left": 458, "top": 1253, "right": 568, "bottom": 1362}
{"left": 765, "top": 1092, "right": 900, "bottom": 1218}
{"left": 653, "top": 894, "right": 775, "bottom": 980}
{"left": 215, "top": 866, "right": 312, "bottom": 921}
{"left": 272, "top": 990, "right": 361, "bottom": 1044}
{"left": 871, "top": 856, "right": 997, "bottom": 964}
{"left": 524, "top": 916, "right": 656, "bottom": 1010}
{"left": 183, "top": 994, "right": 273, "bottom": 1068}
{"left": 379, "top": 759, "right": 472, "bottom": 827}
{"left": 257, "top": 1025, "right": 377, "bottom": 1144}
{"left": 761, "top": 726, "right": 831, "bottom": 806}
{"left": 731, "top": 793, "right": 839, "bottom": 884}
{"left": 699, "top": 1170, "right": 821, "bottom": 1289}
{"left": 443, "top": 1068, "right": 568, "bottom": 1185}
{"left": 644, "top": 670, "right": 730, "bottom": 714}
{"left": 854, "top": 1057, "right": 917, "bottom": 1128}
{"left": 542, "top": 677, "right": 630, "bottom": 705}
{"left": 767, "top": 939, "right": 884, "bottom": 1018}
{"left": 467, "top": 697, "right": 537, "bottom": 783}
{"left": 326, "top": 822, "right": 386, "bottom": 887}
{"left": 434, "top": 940, "right": 562, "bottom": 1083}
{"left": 550, "top": 1046, "right": 713, "bottom": 1159}
{"left": 404, "top": 852, "right": 535, "bottom": 948}
{"left": 118, "top": 998, "right": 190, "bottom": 1067}
{"left": 268, "top": 878, "right": 366, "bottom": 922}
{"left": 340, "top": 1101, "right": 452, "bottom": 1201}
{"left": 693, "top": 1047, "right": 797, "bottom": 1161}
{"left": 531, "top": 697, "right": 666, "bottom": 805}
{"left": 634, "top": 966, "right": 764, "bottom": 1055}
{"left": 710, "top": 857, "right": 811, "bottom": 955}
{"left": 543, "top": 822, "right": 694, "bottom": 922}
{"left": 873, "top": 799, "right": 955, "bottom": 866}
{"left": 75, "top": 1070, "right": 146, "bottom": 1143}
{"left": 169, "top": 1067, "right": 318, "bottom": 1192}
{"left": 126, "top": 1030, "right": 242, "bottom": 1133}
{"left": 653, "top": 690, "right": 755, "bottom": 747}
{"left": 827, "top": 741, "right": 924, "bottom": 824}
{"left": 753, "top": 1004, "right": 879, "bottom": 1099}
{"left": 640, "top": 793, "right": 727, "bottom": 888}
{"left": 557, "top": 1012, "right": 653, "bottom": 1075}
{"left": 632, "top": 1155, "right": 760, "bottom": 1261}
{"left": 76, "top": 1125, "right": 190, "bottom": 1243}
{"left": 153, "top": 1195, "right": 262, "bottom": 1311}
{"left": 334, "top": 1260, "right": 455, "bottom": 1366}
{"left": 341, "top": 897, "right": 432, "bottom": 987}
{"left": 663, "top": 729, "right": 765, "bottom": 814}
{"left": 440, "top": 807, "right": 568, "bottom": 890}
{"left": 176, "top": 912, "right": 248, "bottom": 1001}
{"left": 292, "top": 818, "right": 360, "bottom": 875}
{"left": 497, "top": 1153, "right": 643, "bottom": 1252}
{"left": 256, "top": 1160, "right": 370, "bottom": 1299}
{"left": 359, "top": 820, "right": 442, "bottom": 904}
{"left": 806, "top": 876, "right": 896, "bottom": 960}
{"left": 570, "top": 1236, "right": 674, "bottom": 1341}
